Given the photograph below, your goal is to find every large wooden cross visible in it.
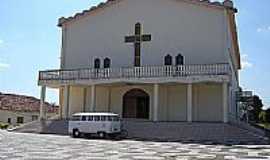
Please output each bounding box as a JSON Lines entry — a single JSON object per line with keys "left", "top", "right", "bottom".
{"left": 125, "top": 23, "right": 151, "bottom": 67}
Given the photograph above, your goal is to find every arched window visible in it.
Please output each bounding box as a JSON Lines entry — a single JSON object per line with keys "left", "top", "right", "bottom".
{"left": 104, "top": 58, "right": 111, "bottom": 68}
{"left": 176, "top": 54, "right": 184, "bottom": 65}
{"left": 164, "top": 54, "right": 172, "bottom": 66}
{"left": 94, "top": 58, "right": 101, "bottom": 69}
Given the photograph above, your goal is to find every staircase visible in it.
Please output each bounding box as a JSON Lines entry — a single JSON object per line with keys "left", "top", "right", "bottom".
{"left": 122, "top": 121, "right": 269, "bottom": 144}
{"left": 11, "top": 120, "right": 269, "bottom": 144}
{"left": 11, "top": 120, "right": 68, "bottom": 135}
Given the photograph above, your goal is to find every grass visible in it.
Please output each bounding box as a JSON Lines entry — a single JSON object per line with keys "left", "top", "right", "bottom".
{"left": 257, "top": 123, "right": 270, "bottom": 130}
{"left": 0, "top": 122, "right": 9, "bottom": 129}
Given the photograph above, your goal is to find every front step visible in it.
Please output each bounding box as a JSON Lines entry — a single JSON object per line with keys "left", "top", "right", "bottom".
{"left": 11, "top": 120, "right": 68, "bottom": 135}
{"left": 122, "top": 121, "right": 269, "bottom": 144}
{"left": 12, "top": 120, "right": 269, "bottom": 144}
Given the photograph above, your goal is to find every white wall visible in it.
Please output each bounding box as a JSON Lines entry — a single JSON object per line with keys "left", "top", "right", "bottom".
{"left": 68, "top": 86, "right": 84, "bottom": 116}
{"left": 166, "top": 85, "right": 187, "bottom": 121}
{"left": 67, "top": 85, "right": 154, "bottom": 119}
{"left": 63, "top": 0, "right": 228, "bottom": 69}
{"left": 192, "top": 83, "right": 223, "bottom": 122}
{"left": 67, "top": 84, "right": 190, "bottom": 121}
{"left": 0, "top": 110, "right": 56, "bottom": 126}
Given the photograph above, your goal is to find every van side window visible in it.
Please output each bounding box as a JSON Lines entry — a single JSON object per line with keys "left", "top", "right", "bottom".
{"left": 88, "top": 116, "right": 93, "bottom": 121}
{"left": 107, "top": 116, "right": 112, "bottom": 121}
{"left": 101, "top": 116, "right": 106, "bottom": 121}
{"left": 81, "top": 116, "right": 87, "bottom": 121}
{"left": 72, "top": 116, "right": 80, "bottom": 121}
{"left": 94, "top": 116, "right": 100, "bottom": 121}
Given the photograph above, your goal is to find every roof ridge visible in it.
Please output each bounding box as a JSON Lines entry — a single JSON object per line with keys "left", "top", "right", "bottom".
{"left": 0, "top": 92, "right": 45, "bottom": 102}
{"left": 58, "top": 0, "right": 237, "bottom": 27}
{"left": 0, "top": 92, "right": 58, "bottom": 113}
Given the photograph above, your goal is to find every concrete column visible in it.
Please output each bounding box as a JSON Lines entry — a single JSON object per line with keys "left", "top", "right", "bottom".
{"left": 153, "top": 84, "right": 159, "bottom": 122}
{"left": 187, "top": 83, "right": 192, "bottom": 122}
{"left": 59, "top": 88, "right": 63, "bottom": 119}
{"left": 90, "top": 85, "right": 96, "bottom": 112}
{"left": 63, "top": 85, "right": 70, "bottom": 119}
{"left": 83, "top": 88, "right": 87, "bottom": 112}
{"left": 223, "top": 82, "right": 229, "bottom": 123}
{"left": 108, "top": 87, "right": 111, "bottom": 112}
{"left": 39, "top": 86, "right": 46, "bottom": 121}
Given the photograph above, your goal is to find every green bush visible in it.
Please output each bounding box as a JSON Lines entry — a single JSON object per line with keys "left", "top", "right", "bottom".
{"left": 266, "top": 109, "right": 270, "bottom": 123}
{"left": 0, "top": 123, "right": 9, "bottom": 129}
{"left": 259, "top": 111, "right": 267, "bottom": 123}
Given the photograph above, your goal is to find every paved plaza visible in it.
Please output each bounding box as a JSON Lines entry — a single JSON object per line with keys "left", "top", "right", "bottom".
{"left": 0, "top": 130, "right": 270, "bottom": 160}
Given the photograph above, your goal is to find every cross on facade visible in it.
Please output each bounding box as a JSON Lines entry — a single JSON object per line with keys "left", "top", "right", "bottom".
{"left": 125, "top": 23, "right": 151, "bottom": 67}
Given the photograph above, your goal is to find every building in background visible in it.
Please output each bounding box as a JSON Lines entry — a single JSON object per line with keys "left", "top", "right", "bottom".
{"left": 0, "top": 93, "right": 58, "bottom": 125}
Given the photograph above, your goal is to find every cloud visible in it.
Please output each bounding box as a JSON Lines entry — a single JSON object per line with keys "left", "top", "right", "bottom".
{"left": 257, "top": 28, "right": 263, "bottom": 33}
{"left": 242, "top": 61, "right": 253, "bottom": 69}
{"left": 0, "top": 39, "right": 5, "bottom": 48}
{"left": 0, "top": 58, "right": 10, "bottom": 71}
{"left": 0, "top": 62, "right": 10, "bottom": 70}
{"left": 257, "top": 26, "right": 270, "bottom": 33}
{"left": 241, "top": 54, "right": 253, "bottom": 69}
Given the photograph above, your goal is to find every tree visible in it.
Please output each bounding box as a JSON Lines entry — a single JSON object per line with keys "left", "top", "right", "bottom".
{"left": 265, "top": 108, "right": 270, "bottom": 123}
{"left": 249, "top": 95, "right": 263, "bottom": 122}
{"left": 259, "top": 111, "right": 267, "bottom": 123}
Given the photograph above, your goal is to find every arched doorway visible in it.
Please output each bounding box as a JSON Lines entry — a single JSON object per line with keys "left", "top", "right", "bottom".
{"left": 123, "top": 89, "right": 150, "bottom": 119}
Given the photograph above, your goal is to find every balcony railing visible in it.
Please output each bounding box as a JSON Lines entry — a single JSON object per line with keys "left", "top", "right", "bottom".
{"left": 39, "top": 63, "right": 230, "bottom": 83}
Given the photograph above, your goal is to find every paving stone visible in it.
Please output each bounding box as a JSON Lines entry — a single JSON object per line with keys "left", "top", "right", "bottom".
{"left": 0, "top": 130, "right": 270, "bottom": 160}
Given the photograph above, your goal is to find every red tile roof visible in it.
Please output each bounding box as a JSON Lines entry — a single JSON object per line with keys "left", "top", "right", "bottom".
{"left": 0, "top": 92, "right": 58, "bottom": 113}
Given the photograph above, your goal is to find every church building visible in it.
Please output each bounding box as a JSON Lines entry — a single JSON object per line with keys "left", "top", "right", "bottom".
{"left": 38, "top": 0, "right": 241, "bottom": 123}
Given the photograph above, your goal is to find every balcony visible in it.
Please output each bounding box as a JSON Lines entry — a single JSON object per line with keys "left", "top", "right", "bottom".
{"left": 38, "top": 63, "right": 231, "bottom": 86}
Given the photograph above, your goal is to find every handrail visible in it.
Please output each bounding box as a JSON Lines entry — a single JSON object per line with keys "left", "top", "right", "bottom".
{"left": 39, "top": 63, "right": 231, "bottom": 81}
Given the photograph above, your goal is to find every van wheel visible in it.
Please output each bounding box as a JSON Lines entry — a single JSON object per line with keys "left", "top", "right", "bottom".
{"left": 98, "top": 132, "right": 106, "bottom": 139}
{"left": 73, "top": 129, "right": 81, "bottom": 138}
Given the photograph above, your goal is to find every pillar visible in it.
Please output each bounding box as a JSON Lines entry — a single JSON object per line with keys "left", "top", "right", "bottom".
{"left": 90, "top": 85, "right": 96, "bottom": 112}
{"left": 187, "top": 83, "right": 192, "bottom": 122}
{"left": 83, "top": 88, "right": 87, "bottom": 112}
{"left": 39, "top": 86, "right": 46, "bottom": 121}
{"left": 153, "top": 84, "right": 159, "bottom": 121}
{"left": 223, "top": 82, "right": 229, "bottom": 123}
{"left": 108, "top": 87, "right": 112, "bottom": 112}
{"left": 63, "top": 85, "right": 70, "bottom": 119}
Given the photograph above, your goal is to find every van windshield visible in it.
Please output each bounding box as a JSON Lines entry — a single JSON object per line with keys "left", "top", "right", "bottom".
{"left": 112, "top": 116, "right": 120, "bottom": 121}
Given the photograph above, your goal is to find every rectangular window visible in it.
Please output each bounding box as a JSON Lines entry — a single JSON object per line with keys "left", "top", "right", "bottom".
{"left": 81, "top": 116, "right": 87, "bottom": 121}
{"left": 107, "top": 116, "right": 112, "bottom": 121}
{"left": 17, "top": 117, "right": 24, "bottom": 124}
{"left": 7, "top": 118, "right": 11, "bottom": 124}
{"left": 94, "top": 116, "right": 100, "bottom": 121}
{"left": 32, "top": 115, "right": 38, "bottom": 121}
{"left": 101, "top": 116, "right": 106, "bottom": 121}
{"left": 88, "top": 116, "right": 93, "bottom": 121}
{"left": 71, "top": 116, "right": 80, "bottom": 121}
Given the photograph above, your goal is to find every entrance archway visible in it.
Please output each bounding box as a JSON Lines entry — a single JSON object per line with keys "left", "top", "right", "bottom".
{"left": 123, "top": 89, "right": 150, "bottom": 119}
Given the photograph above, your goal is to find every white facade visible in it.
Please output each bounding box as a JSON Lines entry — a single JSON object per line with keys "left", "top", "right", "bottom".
{"left": 39, "top": 0, "right": 241, "bottom": 123}
{"left": 62, "top": 0, "right": 235, "bottom": 69}
{"left": 0, "top": 110, "right": 56, "bottom": 126}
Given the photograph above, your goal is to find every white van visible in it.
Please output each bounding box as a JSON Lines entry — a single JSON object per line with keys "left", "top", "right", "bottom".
{"left": 68, "top": 112, "right": 121, "bottom": 138}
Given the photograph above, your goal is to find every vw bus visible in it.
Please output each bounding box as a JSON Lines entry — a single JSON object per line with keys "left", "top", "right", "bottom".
{"left": 69, "top": 112, "right": 121, "bottom": 138}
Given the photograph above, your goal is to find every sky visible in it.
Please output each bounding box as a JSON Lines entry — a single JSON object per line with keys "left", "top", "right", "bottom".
{"left": 0, "top": 0, "right": 269, "bottom": 108}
